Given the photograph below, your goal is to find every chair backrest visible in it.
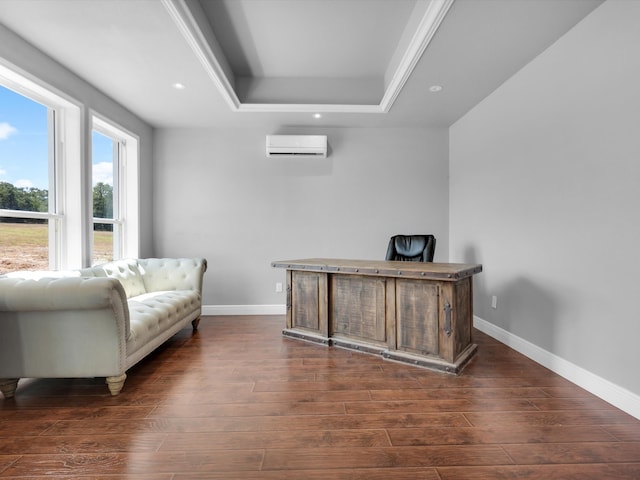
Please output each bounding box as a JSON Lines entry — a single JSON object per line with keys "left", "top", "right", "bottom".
{"left": 385, "top": 234, "right": 436, "bottom": 262}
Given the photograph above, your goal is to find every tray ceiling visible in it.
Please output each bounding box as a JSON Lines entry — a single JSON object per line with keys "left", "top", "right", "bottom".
{"left": 163, "top": 0, "right": 452, "bottom": 112}
{"left": 0, "top": 0, "right": 604, "bottom": 128}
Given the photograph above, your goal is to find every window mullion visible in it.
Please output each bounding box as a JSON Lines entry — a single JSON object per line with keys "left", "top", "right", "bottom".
{"left": 47, "top": 107, "right": 59, "bottom": 270}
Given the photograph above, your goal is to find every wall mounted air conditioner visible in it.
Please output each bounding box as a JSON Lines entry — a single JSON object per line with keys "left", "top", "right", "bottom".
{"left": 266, "top": 135, "right": 327, "bottom": 158}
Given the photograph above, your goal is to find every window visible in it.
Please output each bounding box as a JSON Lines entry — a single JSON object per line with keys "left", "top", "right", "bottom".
{"left": 0, "top": 62, "right": 138, "bottom": 274}
{"left": 91, "top": 115, "right": 139, "bottom": 265}
{"left": 0, "top": 85, "right": 58, "bottom": 273}
{"left": 92, "top": 129, "right": 119, "bottom": 265}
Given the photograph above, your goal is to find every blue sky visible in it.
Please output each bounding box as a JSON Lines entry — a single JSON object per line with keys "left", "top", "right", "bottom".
{"left": 0, "top": 85, "right": 113, "bottom": 191}
{"left": 0, "top": 85, "right": 48, "bottom": 189}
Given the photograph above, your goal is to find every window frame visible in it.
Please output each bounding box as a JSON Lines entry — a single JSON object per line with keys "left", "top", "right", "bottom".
{"left": 91, "top": 113, "right": 140, "bottom": 263}
{"left": 0, "top": 65, "right": 78, "bottom": 270}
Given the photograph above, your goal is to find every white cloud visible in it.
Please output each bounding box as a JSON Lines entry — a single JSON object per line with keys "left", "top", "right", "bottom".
{"left": 15, "top": 179, "right": 34, "bottom": 188}
{"left": 0, "top": 167, "right": 6, "bottom": 177}
{"left": 92, "top": 162, "right": 113, "bottom": 185}
{"left": 0, "top": 122, "right": 18, "bottom": 140}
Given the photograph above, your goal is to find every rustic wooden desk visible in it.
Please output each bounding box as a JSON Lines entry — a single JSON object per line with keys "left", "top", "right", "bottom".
{"left": 272, "top": 258, "right": 482, "bottom": 374}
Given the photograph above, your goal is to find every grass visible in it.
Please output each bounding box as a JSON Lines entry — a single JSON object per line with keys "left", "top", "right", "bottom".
{"left": 93, "top": 229, "right": 113, "bottom": 251}
{"left": 0, "top": 222, "right": 48, "bottom": 247}
{"left": 0, "top": 222, "right": 113, "bottom": 274}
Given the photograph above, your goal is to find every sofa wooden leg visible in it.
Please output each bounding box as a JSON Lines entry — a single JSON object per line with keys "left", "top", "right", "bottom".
{"left": 105, "top": 374, "right": 127, "bottom": 396}
{"left": 0, "top": 378, "right": 19, "bottom": 399}
{"left": 192, "top": 317, "right": 201, "bottom": 330}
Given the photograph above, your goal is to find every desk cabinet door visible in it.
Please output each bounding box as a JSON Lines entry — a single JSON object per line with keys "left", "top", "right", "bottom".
{"left": 290, "top": 271, "right": 327, "bottom": 335}
{"left": 331, "top": 274, "right": 387, "bottom": 344}
{"left": 395, "top": 279, "right": 440, "bottom": 356}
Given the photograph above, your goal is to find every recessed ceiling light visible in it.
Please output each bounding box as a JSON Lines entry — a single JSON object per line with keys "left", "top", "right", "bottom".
{"left": 172, "top": 82, "right": 186, "bottom": 90}
{"left": 313, "top": 113, "right": 322, "bottom": 119}
{"left": 429, "top": 85, "right": 443, "bottom": 93}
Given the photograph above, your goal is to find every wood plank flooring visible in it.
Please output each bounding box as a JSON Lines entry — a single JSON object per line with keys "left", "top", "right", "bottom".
{"left": 1, "top": 315, "right": 640, "bottom": 479}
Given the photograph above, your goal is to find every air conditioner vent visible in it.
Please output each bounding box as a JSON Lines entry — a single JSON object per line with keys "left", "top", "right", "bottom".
{"left": 266, "top": 135, "right": 327, "bottom": 158}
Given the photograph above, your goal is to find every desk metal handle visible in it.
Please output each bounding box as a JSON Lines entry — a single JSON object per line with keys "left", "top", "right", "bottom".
{"left": 444, "top": 302, "right": 452, "bottom": 337}
{"left": 286, "top": 285, "right": 291, "bottom": 312}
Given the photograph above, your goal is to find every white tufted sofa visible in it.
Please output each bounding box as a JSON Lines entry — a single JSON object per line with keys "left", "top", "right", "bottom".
{"left": 0, "top": 257, "right": 207, "bottom": 398}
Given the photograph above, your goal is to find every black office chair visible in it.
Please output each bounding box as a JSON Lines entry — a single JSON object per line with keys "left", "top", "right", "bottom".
{"left": 385, "top": 234, "right": 436, "bottom": 262}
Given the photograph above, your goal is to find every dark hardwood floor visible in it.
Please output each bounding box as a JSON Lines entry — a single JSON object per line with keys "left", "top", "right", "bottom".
{"left": 1, "top": 315, "right": 640, "bottom": 479}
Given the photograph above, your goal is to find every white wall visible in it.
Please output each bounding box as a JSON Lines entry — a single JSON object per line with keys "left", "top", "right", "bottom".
{"left": 450, "top": 0, "right": 640, "bottom": 399}
{"left": 154, "top": 127, "right": 449, "bottom": 309}
{"left": 0, "top": 24, "right": 155, "bottom": 258}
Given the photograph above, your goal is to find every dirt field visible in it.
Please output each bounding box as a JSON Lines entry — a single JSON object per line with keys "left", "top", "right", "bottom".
{"left": 0, "top": 223, "right": 113, "bottom": 274}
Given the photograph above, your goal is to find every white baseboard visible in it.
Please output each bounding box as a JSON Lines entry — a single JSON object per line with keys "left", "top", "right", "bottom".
{"left": 474, "top": 315, "right": 640, "bottom": 420}
{"left": 202, "top": 304, "right": 286, "bottom": 316}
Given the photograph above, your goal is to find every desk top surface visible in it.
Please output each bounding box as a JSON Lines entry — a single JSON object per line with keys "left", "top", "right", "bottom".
{"left": 271, "top": 258, "right": 482, "bottom": 281}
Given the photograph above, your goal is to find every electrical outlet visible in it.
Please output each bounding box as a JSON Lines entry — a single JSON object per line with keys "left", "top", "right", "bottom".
{"left": 491, "top": 295, "right": 498, "bottom": 309}
{"left": 275, "top": 282, "right": 283, "bottom": 293}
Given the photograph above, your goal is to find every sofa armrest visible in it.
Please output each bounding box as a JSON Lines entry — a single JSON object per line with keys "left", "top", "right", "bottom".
{"left": 137, "top": 258, "right": 207, "bottom": 293}
{"left": 0, "top": 276, "right": 130, "bottom": 340}
{"left": 0, "top": 276, "right": 128, "bottom": 312}
{"left": 0, "top": 276, "right": 131, "bottom": 378}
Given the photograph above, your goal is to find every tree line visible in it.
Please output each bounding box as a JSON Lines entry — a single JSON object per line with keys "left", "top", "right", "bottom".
{"left": 0, "top": 181, "right": 48, "bottom": 213}
{"left": 0, "top": 181, "right": 113, "bottom": 230}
